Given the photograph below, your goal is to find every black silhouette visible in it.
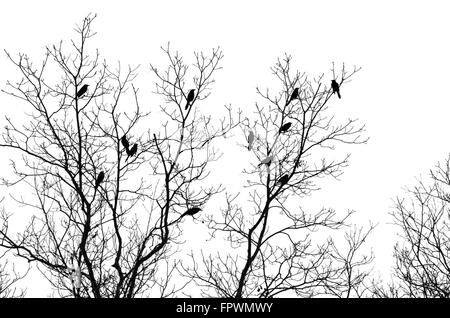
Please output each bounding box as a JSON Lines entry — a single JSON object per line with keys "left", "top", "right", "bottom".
{"left": 127, "top": 144, "right": 138, "bottom": 158}
{"left": 331, "top": 80, "right": 341, "bottom": 99}
{"left": 286, "top": 87, "right": 299, "bottom": 106}
{"left": 185, "top": 89, "right": 195, "bottom": 110}
{"left": 95, "top": 171, "right": 105, "bottom": 189}
{"left": 277, "top": 174, "right": 289, "bottom": 185}
{"left": 183, "top": 207, "right": 201, "bottom": 218}
{"left": 279, "top": 122, "right": 292, "bottom": 134}
{"left": 121, "top": 135, "right": 130, "bottom": 151}
{"left": 76, "top": 84, "right": 89, "bottom": 98}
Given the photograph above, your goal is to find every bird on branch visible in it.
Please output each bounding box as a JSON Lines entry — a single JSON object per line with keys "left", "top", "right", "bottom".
{"left": 279, "top": 122, "right": 292, "bottom": 134}
{"left": 121, "top": 135, "right": 130, "bottom": 151}
{"left": 277, "top": 174, "right": 289, "bottom": 185}
{"left": 331, "top": 80, "right": 341, "bottom": 99}
{"left": 286, "top": 87, "right": 299, "bottom": 106}
{"left": 183, "top": 207, "right": 202, "bottom": 218}
{"left": 95, "top": 171, "right": 105, "bottom": 189}
{"left": 126, "top": 144, "right": 138, "bottom": 159}
{"left": 185, "top": 89, "right": 195, "bottom": 110}
{"left": 76, "top": 84, "right": 89, "bottom": 98}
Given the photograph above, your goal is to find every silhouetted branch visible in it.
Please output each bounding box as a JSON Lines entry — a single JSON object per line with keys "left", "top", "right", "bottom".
{"left": 181, "top": 56, "right": 371, "bottom": 298}
{"left": 0, "top": 15, "right": 240, "bottom": 298}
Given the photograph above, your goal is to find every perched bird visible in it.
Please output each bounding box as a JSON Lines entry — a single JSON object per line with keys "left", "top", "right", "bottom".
{"left": 247, "top": 131, "right": 255, "bottom": 151}
{"left": 95, "top": 171, "right": 105, "bottom": 189}
{"left": 331, "top": 80, "right": 341, "bottom": 99}
{"left": 127, "top": 144, "right": 138, "bottom": 158}
{"left": 279, "top": 122, "right": 292, "bottom": 134}
{"left": 286, "top": 87, "right": 299, "bottom": 106}
{"left": 121, "top": 135, "right": 130, "bottom": 151}
{"left": 76, "top": 84, "right": 89, "bottom": 98}
{"left": 185, "top": 89, "right": 195, "bottom": 110}
{"left": 258, "top": 155, "right": 273, "bottom": 167}
{"left": 277, "top": 174, "right": 289, "bottom": 185}
{"left": 183, "top": 207, "right": 202, "bottom": 218}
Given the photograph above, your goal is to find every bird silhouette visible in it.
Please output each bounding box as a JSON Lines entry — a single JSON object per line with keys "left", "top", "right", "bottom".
{"left": 121, "top": 135, "right": 130, "bottom": 151}
{"left": 258, "top": 155, "right": 273, "bottom": 167}
{"left": 95, "top": 171, "right": 105, "bottom": 189}
{"left": 126, "top": 144, "right": 138, "bottom": 158}
{"left": 279, "top": 122, "right": 292, "bottom": 134}
{"left": 247, "top": 131, "right": 255, "bottom": 151}
{"left": 185, "top": 89, "right": 195, "bottom": 110}
{"left": 331, "top": 80, "right": 341, "bottom": 99}
{"left": 286, "top": 87, "right": 299, "bottom": 106}
{"left": 76, "top": 84, "right": 89, "bottom": 98}
{"left": 277, "top": 174, "right": 289, "bottom": 185}
{"left": 183, "top": 207, "right": 201, "bottom": 218}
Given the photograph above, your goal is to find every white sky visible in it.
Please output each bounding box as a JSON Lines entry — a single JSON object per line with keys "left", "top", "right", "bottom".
{"left": 1, "top": 0, "right": 450, "bottom": 296}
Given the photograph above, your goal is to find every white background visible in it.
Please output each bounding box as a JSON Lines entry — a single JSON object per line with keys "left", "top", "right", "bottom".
{"left": 1, "top": 0, "right": 450, "bottom": 296}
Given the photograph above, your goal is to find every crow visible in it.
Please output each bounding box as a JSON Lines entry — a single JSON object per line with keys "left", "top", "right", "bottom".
{"left": 127, "top": 144, "right": 138, "bottom": 158}
{"left": 76, "top": 84, "right": 89, "bottom": 98}
{"left": 286, "top": 87, "right": 299, "bottom": 106}
{"left": 185, "top": 89, "right": 195, "bottom": 110}
{"left": 95, "top": 171, "right": 105, "bottom": 189}
{"left": 183, "top": 207, "right": 202, "bottom": 218}
{"left": 121, "top": 135, "right": 130, "bottom": 151}
{"left": 277, "top": 174, "right": 289, "bottom": 185}
{"left": 279, "top": 122, "right": 292, "bottom": 134}
{"left": 247, "top": 131, "right": 255, "bottom": 151}
{"left": 331, "top": 80, "right": 341, "bottom": 99}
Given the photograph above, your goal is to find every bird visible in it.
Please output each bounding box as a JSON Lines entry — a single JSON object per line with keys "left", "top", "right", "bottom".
{"left": 286, "top": 87, "right": 299, "bottom": 106}
{"left": 183, "top": 207, "right": 202, "bottom": 218}
{"left": 121, "top": 135, "right": 130, "bottom": 151}
{"left": 247, "top": 131, "right": 255, "bottom": 151}
{"left": 76, "top": 84, "right": 89, "bottom": 98}
{"left": 331, "top": 80, "right": 341, "bottom": 99}
{"left": 277, "top": 174, "right": 289, "bottom": 185}
{"left": 185, "top": 89, "right": 195, "bottom": 110}
{"left": 95, "top": 171, "right": 105, "bottom": 189}
{"left": 258, "top": 155, "right": 273, "bottom": 167}
{"left": 126, "top": 144, "right": 138, "bottom": 159}
{"left": 279, "top": 122, "right": 292, "bottom": 134}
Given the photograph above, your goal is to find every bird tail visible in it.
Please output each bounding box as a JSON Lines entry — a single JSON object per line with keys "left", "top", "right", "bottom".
{"left": 185, "top": 101, "right": 190, "bottom": 110}
{"left": 337, "top": 91, "right": 341, "bottom": 99}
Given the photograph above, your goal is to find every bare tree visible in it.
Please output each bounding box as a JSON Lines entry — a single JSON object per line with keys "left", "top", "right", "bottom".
{"left": 0, "top": 205, "right": 27, "bottom": 298}
{"left": 0, "top": 14, "right": 239, "bottom": 298}
{"left": 181, "top": 56, "right": 372, "bottom": 298}
{"left": 390, "top": 154, "right": 450, "bottom": 297}
{"left": 0, "top": 257, "right": 27, "bottom": 298}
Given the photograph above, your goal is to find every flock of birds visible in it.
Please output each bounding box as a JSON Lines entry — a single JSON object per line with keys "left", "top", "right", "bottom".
{"left": 248, "top": 79, "right": 341, "bottom": 186}
{"left": 75, "top": 84, "right": 202, "bottom": 219}
{"left": 75, "top": 79, "right": 340, "bottom": 230}
{"left": 65, "top": 80, "right": 340, "bottom": 289}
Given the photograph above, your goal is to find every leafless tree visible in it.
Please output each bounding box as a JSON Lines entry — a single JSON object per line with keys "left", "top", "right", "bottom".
{"left": 0, "top": 14, "right": 239, "bottom": 298}
{"left": 181, "top": 56, "right": 373, "bottom": 298}
{"left": 0, "top": 257, "right": 27, "bottom": 298}
{"left": 0, "top": 205, "right": 27, "bottom": 298}
{"left": 390, "top": 154, "right": 450, "bottom": 297}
